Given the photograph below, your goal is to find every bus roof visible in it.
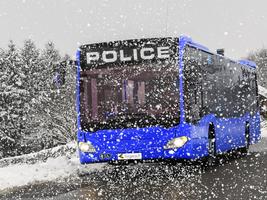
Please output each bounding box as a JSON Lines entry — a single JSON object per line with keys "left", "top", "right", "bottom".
{"left": 79, "top": 36, "right": 256, "bottom": 69}
{"left": 79, "top": 37, "right": 178, "bottom": 49}
{"left": 179, "top": 35, "right": 257, "bottom": 69}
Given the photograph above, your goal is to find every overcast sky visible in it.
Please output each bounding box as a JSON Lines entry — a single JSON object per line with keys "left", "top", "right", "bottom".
{"left": 0, "top": 0, "right": 266, "bottom": 59}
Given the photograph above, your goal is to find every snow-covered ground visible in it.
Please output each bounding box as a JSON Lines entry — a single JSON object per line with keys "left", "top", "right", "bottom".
{"left": 0, "top": 155, "right": 77, "bottom": 191}
{"left": 0, "top": 121, "right": 266, "bottom": 192}
{"left": 0, "top": 142, "right": 106, "bottom": 191}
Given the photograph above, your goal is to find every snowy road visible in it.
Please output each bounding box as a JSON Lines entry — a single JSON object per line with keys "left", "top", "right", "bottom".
{"left": 1, "top": 137, "right": 267, "bottom": 200}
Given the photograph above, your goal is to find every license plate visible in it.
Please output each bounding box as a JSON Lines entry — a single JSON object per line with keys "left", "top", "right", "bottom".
{"left": 118, "top": 153, "right": 142, "bottom": 160}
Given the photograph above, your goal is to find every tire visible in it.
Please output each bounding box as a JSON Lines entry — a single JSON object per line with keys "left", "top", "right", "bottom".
{"left": 206, "top": 123, "right": 216, "bottom": 166}
{"left": 240, "top": 122, "right": 250, "bottom": 154}
{"left": 208, "top": 123, "right": 216, "bottom": 158}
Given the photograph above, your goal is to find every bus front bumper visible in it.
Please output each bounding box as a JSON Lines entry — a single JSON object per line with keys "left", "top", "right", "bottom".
{"left": 78, "top": 138, "right": 207, "bottom": 164}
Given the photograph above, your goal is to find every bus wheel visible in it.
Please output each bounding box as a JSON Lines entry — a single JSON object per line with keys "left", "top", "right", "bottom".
{"left": 208, "top": 123, "right": 216, "bottom": 158}
{"left": 240, "top": 122, "right": 250, "bottom": 155}
{"left": 206, "top": 123, "right": 216, "bottom": 166}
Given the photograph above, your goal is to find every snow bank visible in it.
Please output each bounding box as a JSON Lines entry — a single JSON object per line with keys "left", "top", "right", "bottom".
{"left": 0, "top": 143, "right": 106, "bottom": 191}
{"left": 259, "top": 85, "right": 267, "bottom": 99}
{"left": 0, "top": 142, "right": 76, "bottom": 168}
{"left": 261, "top": 119, "right": 267, "bottom": 138}
{"left": 262, "top": 127, "right": 267, "bottom": 138}
{"left": 0, "top": 155, "right": 76, "bottom": 190}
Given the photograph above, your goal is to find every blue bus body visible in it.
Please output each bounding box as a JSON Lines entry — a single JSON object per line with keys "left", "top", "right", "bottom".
{"left": 76, "top": 36, "right": 261, "bottom": 164}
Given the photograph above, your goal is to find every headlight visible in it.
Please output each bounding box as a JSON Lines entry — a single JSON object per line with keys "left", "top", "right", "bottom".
{"left": 164, "top": 136, "right": 188, "bottom": 149}
{"left": 78, "top": 142, "right": 96, "bottom": 153}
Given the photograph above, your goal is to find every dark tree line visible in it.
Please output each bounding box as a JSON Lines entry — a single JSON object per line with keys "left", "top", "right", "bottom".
{"left": 0, "top": 40, "right": 76, "bottom": 159}
{"left": 247, "top": 48, "right": 267, "bottom": 118}
{"left": 247, "top": 48, "right": 267, "bottom": 88}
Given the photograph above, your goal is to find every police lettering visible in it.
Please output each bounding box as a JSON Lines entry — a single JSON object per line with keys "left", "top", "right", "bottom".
{"left": 86, "top": 46, "right": 170, "bottom": 64}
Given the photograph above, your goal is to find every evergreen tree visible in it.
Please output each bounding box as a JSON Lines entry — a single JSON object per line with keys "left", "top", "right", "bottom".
{"left": 0, "top": 40, "right": 76, "bottom": 158}
{"left": 19, "top": 40, "right": 44, "bottom": 152}
{"left": 247, "top": 49, "right": 267, "bottom": 88}
{"left": 0, "top": 41, "right": 27, "bottom": 157}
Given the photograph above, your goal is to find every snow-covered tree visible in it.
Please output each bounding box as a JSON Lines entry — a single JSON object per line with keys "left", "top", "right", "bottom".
{"left": 0, "top": 40, "right": 76, "bottom": 158}
{"left": 0, "top": 41, "right": 28, "bottom": 157}
{"left": 247, "top": 49, "right": 267, "bottom": 88}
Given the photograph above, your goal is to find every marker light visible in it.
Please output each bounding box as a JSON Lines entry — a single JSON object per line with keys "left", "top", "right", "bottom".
{"left": 164, "top": 136, "right": 188, "bottom": 149}
{"left": 78, "top": 142, "right": 96, "bottom": 153}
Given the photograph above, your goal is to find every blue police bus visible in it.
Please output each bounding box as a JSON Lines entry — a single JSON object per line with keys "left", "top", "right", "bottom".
{"left": 76, "top": 36, "right": 261, "bottom": 164}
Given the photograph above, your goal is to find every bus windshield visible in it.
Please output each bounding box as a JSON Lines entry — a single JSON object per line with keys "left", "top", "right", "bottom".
{"left": 79, "top": 63, "right": 179, "bottom": 132}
